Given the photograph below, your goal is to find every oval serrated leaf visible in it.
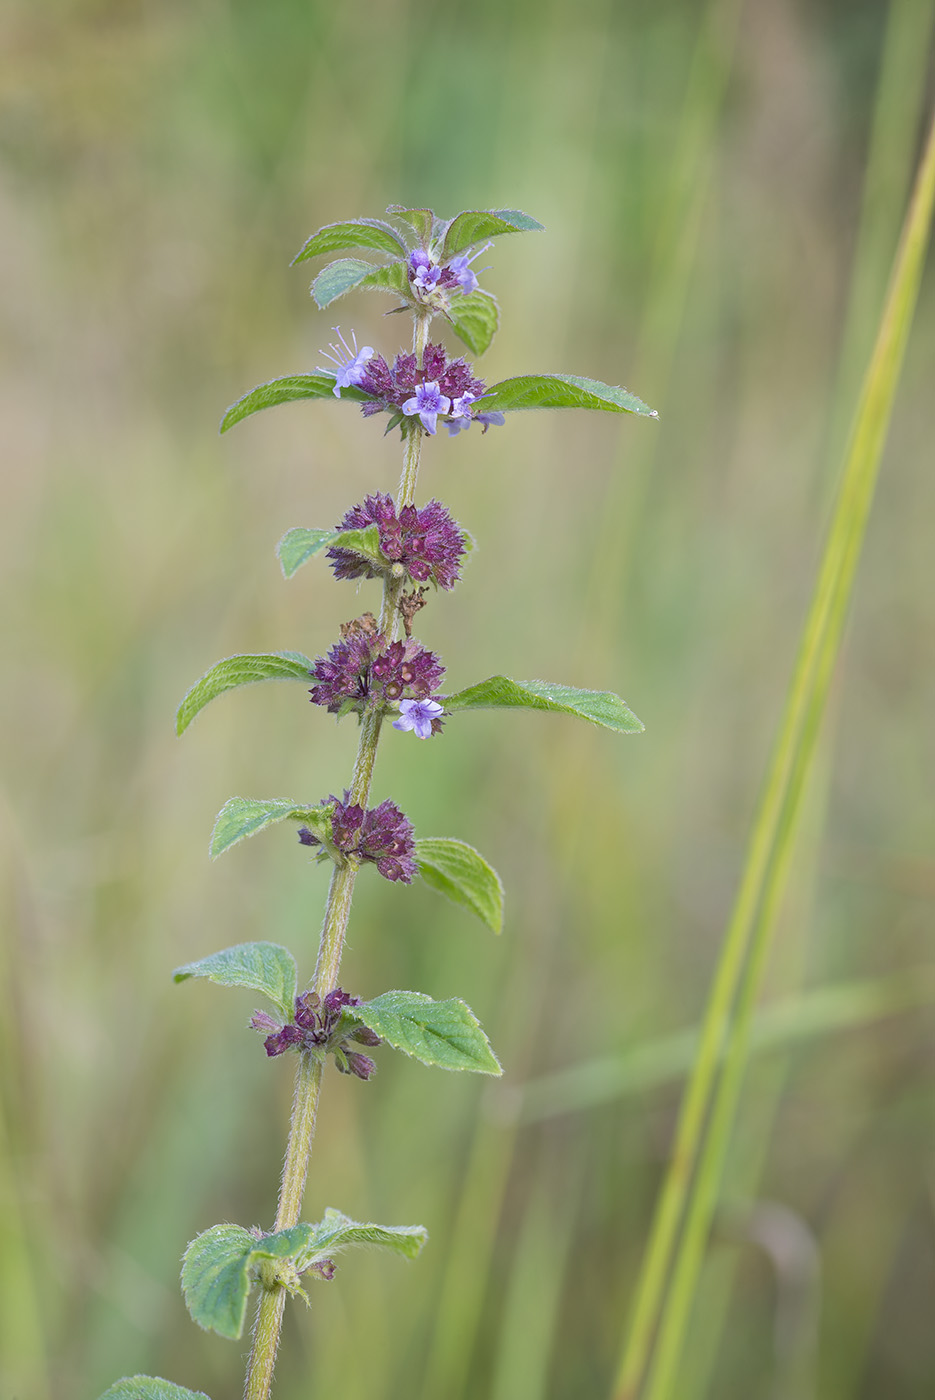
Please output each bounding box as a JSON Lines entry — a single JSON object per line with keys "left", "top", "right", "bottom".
{"left": 220, "top": 375, "right": 373, "bottom": 433}
{"left": 414, "top": 838, "right": 503, "bottom": 933}
{"left": 355, "top": 990, "right": 501, "bottom": 1075}
{"left": 447, "top": 290, "right": 499, "bottom": 357}
{"left": 441, "top": 208, "right": 544, "bottom": 258}
{"left": 477, "top": 373, "right": 657, "bottom": 418}
{"left": 298, "top": 1207, "right": 427, "bottom": 1266}
{"left": 311, "top": 258, "right": 379, "bottom": 309}
{"left": 443, "top": 677, "right": 643, "bottom": 733}
{"left": 99, "top": 1380, "right": 211, "bottom": 1400}
{"left": 181, "top": 1223, "right": 315, "bottom": 1339}
{"left": 172, "top": 942, "right": 297, "bottom": 1019}
{"left": 277, "top": 523, "right": 383, "bottom": 580}
{"left": 210, "top": 797, "right": 331, "bottom": 859}
{"left": 358, "top": 261, "right": 411, "bottom": 299}
{"left": 292, "top": 218, "right": 408, "bottom": 264}
{"left": 176, "top": 652, "right": 313, "bottom": 735}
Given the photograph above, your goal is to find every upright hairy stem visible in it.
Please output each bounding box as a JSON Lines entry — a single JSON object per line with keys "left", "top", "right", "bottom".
{"left": 243, "top": 309, "right": 432, "bottom": 1400}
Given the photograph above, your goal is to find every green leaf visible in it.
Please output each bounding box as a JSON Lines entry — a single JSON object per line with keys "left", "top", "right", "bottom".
{"left": 172, "top": 942, "right": 297, "bottom": 1019}
{"left": 99, "top": 1380, "right": 211, "bottom": 1400}
{"left": 447, "top": 290, "right": 500, "bottom": 356}
{"left": 181, "top": 1223, "right": 315, "bottom": 1339}
{"left": 444, "top": 677, "right": 643, "bottom": 734}
{"left": 311, "top": 258, "right": 380, "bottom": 309}
{"left": 355, "top": 990, "right": 501, "bottom": 1075}
{"left": 478, "top": 373, "right": 657, "bottom": 418}
{"left": 220, "top": 374, "right": 373, "bottom": 433}
{"left": 277, "top": 523, "right": 383, "bottom": 580}
{"left": 292, "top": 218, "right": 408, "bottom": 264}
{"left": 176, "top": 652, "right": 313, "bottom": 736}
{"left": 414, "top": 837, "right": 503, "bottom": 933}
{"left": 210, "top": 797, "right": 331, "bottom": 859}
{"left": 441, "top": 207, "right": 544, "bottom": 258}
{"left": 386, "top": 206, "right": 435, "bottom": 242}
{"left": 358, "top": 260, "right": 411, "bottom": 300}
{"left": 298, "top": 1207, "right": 427, "bottom": 1267}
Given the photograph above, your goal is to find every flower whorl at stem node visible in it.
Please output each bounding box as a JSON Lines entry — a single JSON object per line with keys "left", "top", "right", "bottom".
{"left": 298, "top": 793, "right": 417, "bottom": 883}
{"left": 309, "top": 625, "right": 445, "bottom": 733}
{"left": 251, "top": 988, "right": 380, "bottom": 1080}
{"left": 328, "top": 493, "right": 467, "bottom": 591}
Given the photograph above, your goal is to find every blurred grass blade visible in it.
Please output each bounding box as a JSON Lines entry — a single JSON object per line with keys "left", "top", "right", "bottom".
{"left": 520, "top": 966, "right": 935, "bottom": 1122}
{"left": 614, "top": 106, "right": 935, "bottom": 1400}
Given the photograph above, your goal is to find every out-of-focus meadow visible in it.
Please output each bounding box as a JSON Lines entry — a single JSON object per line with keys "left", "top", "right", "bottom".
{"left": 2, "top": 1, "right": 934, "bottom": 1397}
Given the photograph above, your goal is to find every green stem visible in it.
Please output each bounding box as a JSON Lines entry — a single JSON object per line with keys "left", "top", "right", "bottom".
{"left": 243, "top": 307, "right": 433, "bottom": 1400}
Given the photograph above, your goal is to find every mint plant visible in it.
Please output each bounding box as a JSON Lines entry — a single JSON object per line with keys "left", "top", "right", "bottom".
{"left": 99, "top": 206, "right": 655, "bottom": 1400}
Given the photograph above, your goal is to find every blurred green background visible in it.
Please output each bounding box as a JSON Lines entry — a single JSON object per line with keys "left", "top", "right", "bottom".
{"left": 2, "top": 1, "right": 934, "bottom": 1397}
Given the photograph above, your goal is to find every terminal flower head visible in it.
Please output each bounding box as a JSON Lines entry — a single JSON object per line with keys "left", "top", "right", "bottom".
{"left": 317, "top": 328, "right": 374, "bottom": 397}
{"left": 408, "top": 249, "right": 441, "bottom": 292}
{"left": 446, "top": 242, "right": 492, "bottom": 295}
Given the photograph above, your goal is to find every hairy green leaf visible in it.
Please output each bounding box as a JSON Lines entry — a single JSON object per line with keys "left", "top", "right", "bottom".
{"left": 386, "top": 206, "right": 435, "bottom": 242}
{"left": 311, "top": 258, "right": 379, "bottom": 309}
{"left": 415, "top": 838, "right": 503, "bottom": 933}
{"left": 277, "top": 523, "right": 383, "bottom": 580}
{"left": 172, "top": 942, "right": 297, "bottom": 1019}
{"left": 297, "top": 1207, "right": 428, "bottom": 1267}
{"left": 447, "top": 290, "right": 499, "bottom": 356}
{"left": 181, "top": 1223, "right": 315, "bottom": 1339}
{"left": 478, "top": 373, "right": 657, "bottom": 418}
{"left": 359, "top": 261, "right": 411, "bottom": 300}
{"left": 98, "top": 1380, "right": 210, "bottom": 1400}
{"left": 292, "top": 218, "right": 408, "bottom": 264}
{"left": 210, "top": 797, "right": 331, "bottom": 859}
{"left": 441, "top": 208, "right": 544, "bottom": 258}
{"left": 176, "top": 652, "right": 313, "bottom": 735}
{"left": 444, "top": 676, "right": 643, "bottom": 733}
{"left": 356, "top": 990, "right": 501, "bottom": 1075}
{"left": 220, "top": 375, "right": 372, "bottom": 433}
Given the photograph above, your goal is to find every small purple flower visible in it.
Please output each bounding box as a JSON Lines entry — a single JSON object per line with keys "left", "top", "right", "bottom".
{"left": 408, "top": 249, "right": 441, "bottom": 292}
{"left": 300, "top": 792, "right": 416, "bottom": 883}
{"left": 393, "top": 697, "right": 444, "bottom": 740}
{"left": 316, "top": 328, "right": 374, "bottom": 397}
{"left": 402, "top": 381, "right": 451, "bottom": 436}
{"left": 445, "top": 242, "right": 492, "bottom": 295}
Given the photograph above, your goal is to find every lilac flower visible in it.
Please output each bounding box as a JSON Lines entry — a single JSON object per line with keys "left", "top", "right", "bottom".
{"left": 448, "top": 409, "right": 507, "bottom": 436}
{"left": 328, "top": 494, "right": 467, "bottom": 589}
{"left": 446, "top": 242, "right": 492, "bottom": 295}
{"left": 251, "top": 987, "right": 379, "bottom": 1079}
{"left": 300, "top": 793, "right": 416, "bottom": 882}
{"left": 309, "top": 630, "right": 445, "bottom": 716}
{"left": 402, "top": 381, "right": 451, "bottom": 436}
{"left": 316, "top": 328, "right": 374, "bottom": 397}
{"left": 408, "top": 249, "right": 441, "bottom": 292}
{"left": 393, "top": 697, "right": 444, "bottom": 740}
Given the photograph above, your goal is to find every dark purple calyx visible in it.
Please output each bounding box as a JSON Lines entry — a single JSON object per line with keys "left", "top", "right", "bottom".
{"left": 356, "top": 342, "right": 489, "bottom": 434}
{"left": 298, "top": 792, "right": 416, "bottom": 883}
{"left": 309, "top": 622, "right": 444, "bottom": 723}
{"left": 250, "top": 987, "right": 379, "bottom": 1080}
{"left": 328, "top": 492, "right": 467, "bottom": 590}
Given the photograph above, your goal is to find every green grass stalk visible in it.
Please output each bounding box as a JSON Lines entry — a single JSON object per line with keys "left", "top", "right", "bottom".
{"left": 614, "top": 104, "right": 935, "bottom": 1400}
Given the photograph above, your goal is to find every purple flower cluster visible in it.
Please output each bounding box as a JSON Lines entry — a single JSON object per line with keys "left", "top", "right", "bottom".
{"left": 309, "top": 628, "right": 445, "bottom": 727}
{"left": 408, "top": 244, "right": 490, "bottom": 299}
{"left": 328, "top": 493, "right": 466, "bottom": 590}
{"left": 299, "top": 793, "right": 417, "bottom": 882}
{"left": 357, "top": 342, "right": 491, "bottom": 436}
{"left": 251, "top": 987, "right": 380, "bottom": 1079}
